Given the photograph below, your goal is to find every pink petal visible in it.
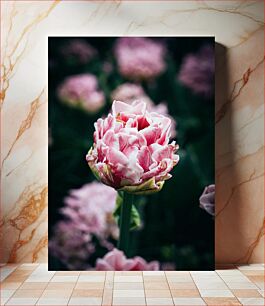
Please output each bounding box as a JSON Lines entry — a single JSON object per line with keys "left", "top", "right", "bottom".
{"left": 140, "top": 125, "right": 161, "bottom": 145}
{"left": 137, "top": 146, "right": 152, "bottom": 171}
{"left": 112, "top": 100, "right": 132, "bottom": 116}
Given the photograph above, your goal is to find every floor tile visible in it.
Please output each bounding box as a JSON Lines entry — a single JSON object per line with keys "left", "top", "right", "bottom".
{"left": 36, "top": 298, "right": 69, "bottom": 305}
{"left": 55, "top": 271, "right": 80, "bottom": 276}
{"left": 104, "top": 280, "right": 114, "bottom": 290}
{"left": 71, "top": 289, "right": 103, "bottom": 297}
{"left": 232, "top": 289, "right": 262, "bottom": 297}
{"left": 143, "top": 271, "right": 165, "bottom": 276}
{"left": 0, "top": 282, "right": 22, "bottom": 290}
{"left": 12, "top": 289, "right": 43, "bottom": 298}
{"left": 173, "top": 297, "right": 206, "bottom": 305}
{"left": 40, "top": 289, "right": 72, "bottom": 298}
{"left": 112, "top": 296, "right": 146, "bottom": 305}
{"left": 190, "top": 271, "right": 216, "bottom": 276}
{"left": 144, "top": 276, "right": 167, "bottom": 282}
{"left": 114, "top": 276, "right": 143, "bottom": 283}
{"left": 19, "top": 282, "right": 48, "bottom": 290}
{"left": 19, "top": 264, "right": 38, "bottom": 269}
{"left": 113, "top": 289, "right": 145, "bottom": 297}
{"left": 78, "top": 275, "right": 105, "bottom": 282}
{"left": 237, "top": 264, "right": 264, "bottom": 270}
{"left": 170, "top": 289, "right": 200, "bottom": 297}
{"left": 1, "top": 289, "right": 15, "bottom": 298}
{"left": 102, "top": 289, "right": 112, "bottom": 306}
{"left": 79, "top": 271, "right": 105, "bottom": 274}
{"left": 241, "top": 270, "right": 264, "bottom": 276}
{"left": 146, "top": 297, "right": 174, "bottom": 305}
{"left": 167, "top": 276, "right": 193, "bottom": 283}
{"left": 255, "top": 282, "right": 264, "bottom": 290}
{"left": 216, "top": 270, "right": 245, "bottom": 276}
{"left": 203, "top": 297, "right": 242, "bottom": 305}
{"left": 0, "top": 271, "right": 15, "bottom": 282}
{"left": 199, "top": 289, "right": 234, "bottom": 297}
{"left": 258, "top": 290, "right": 265, "bottom": 297}
{"left": 6, "top": 297, "right": 38, "bottom": 305}
{"left": 50, "top": 275, "right": 78, "bottom": 282}
{"left": 25, "top": 276, "right": 53, "bottom": 283}
{"left": 226, "top": 282, "right": 258, "bottom": 289}
{"left": 115, "top": 271, "right": 142, "bottom": 276}
{"left": 3, "top": 275, "right": 28, "bottom": 283}
{"left": 247, "top": 275, "right": 264, "bottom": 283}
{"left": 75, "top": 282, "right": 104, "bottom": 290}
{"left": 169, "top": 282, "right": 197, "bottom": 289}
{"left": 238, "top": 297, "right": 265, "bottom": 305}
{"left": 145, "top": 290, "right": 172, "bottom": 298}
{"left": 165, "top": 271, "right": 190, "bottom": 276}
{"left": 45, "top": 282, "right": 76, "bottom": 290}
{"left": 2, "top": 263, "right": 264, "bottom": 305}
{"left": 219, "top": 275, "right": 250, "bottom": 282}
{"left": 194, "top": 283, "right": 228, "bottom": 290}
{"left": 1, "top": 297, "right": 10, "bottom": 305}
{"left": 113, "top": 282, "right": 144, "bottom": 290}
{"left": 68, "top": 297, "right": 102, "bottom": 305}
{"left": 144, "top": 282, "right": 169, "bottom": 290}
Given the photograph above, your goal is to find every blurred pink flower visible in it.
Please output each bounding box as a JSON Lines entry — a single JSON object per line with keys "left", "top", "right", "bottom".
{"left": 49, "top": 182, "right": 118, "bottom": 269}
{"left": 96, "top": 248, "right": 159, "bottom": 271}
{"left": 199, "top": 184, "right": 215, "bottom": 216}
{"left": 111, "top": 83, "right": 177, "bottom": 138}
{"left": 58, "top": 74, "right": 105, "bottom": 114}
{"left": 49, "top": 221, "right": 95, "bottom": 270}
{"left": 62, "top": 182, "right": 118, "bottom": 237}
{"left": 62, "top": 39, "right": 97, "bottom": 64}
{"left": 178, "top": 45, "right": 214, "bottom": 97}
{"left": 115, "top": 37, "right": 166, "bottom": 81}
{"left": 86, "top": 100, "right": 179, "bottom": 195}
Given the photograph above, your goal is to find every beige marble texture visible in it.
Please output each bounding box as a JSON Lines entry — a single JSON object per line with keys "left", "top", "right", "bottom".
{"left": 0, "top": 1, "right": 264, "bottom": 263}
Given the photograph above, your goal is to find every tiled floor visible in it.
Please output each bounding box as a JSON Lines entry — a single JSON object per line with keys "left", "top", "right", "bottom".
{"left": 0, "top": 264, "right": 264, "bottom": 305}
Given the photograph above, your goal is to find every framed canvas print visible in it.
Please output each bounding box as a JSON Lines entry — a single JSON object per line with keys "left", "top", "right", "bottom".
{"left": 48, "top": 37, "right": 215, "bottom": 271}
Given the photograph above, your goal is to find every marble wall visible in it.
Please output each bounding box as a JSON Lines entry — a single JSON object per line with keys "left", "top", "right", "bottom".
{"left": 0, "top": 1, "right": 264, "bottom": 264}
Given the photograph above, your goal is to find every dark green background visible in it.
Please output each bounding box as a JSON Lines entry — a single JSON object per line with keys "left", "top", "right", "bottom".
{"left": 48, "top": 37, "right": 214, "bottom": 270}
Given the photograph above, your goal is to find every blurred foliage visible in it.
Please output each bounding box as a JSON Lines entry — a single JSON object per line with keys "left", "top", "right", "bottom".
{"left": 49, "top": 37, "right": 214, "bottom": 270}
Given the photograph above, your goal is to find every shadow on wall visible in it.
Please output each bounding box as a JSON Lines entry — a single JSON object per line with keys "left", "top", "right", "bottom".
{"left": 215, "top": 43, "right": 256, "bottom": 264}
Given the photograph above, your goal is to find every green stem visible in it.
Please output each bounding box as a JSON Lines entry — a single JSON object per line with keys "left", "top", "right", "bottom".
{"left": 117, "top": 192, "right": 134, "bottom": 256}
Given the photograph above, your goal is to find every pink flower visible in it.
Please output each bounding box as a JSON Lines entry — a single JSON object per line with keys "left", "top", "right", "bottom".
{"left": 49, "top": 182, "right": 118, "bottom": 269}
{"left": 96, "top": 248, "right": 159, "bottom": 271}
{"left": 178, "top": 45, "right": 214, "bottom": 97}
{"left": 62, "top": 182, "right": 118, "bottom": 237}
{"left": 57, "top": 74, "right": 105, "bottom": 114}
{"left": 49, "top": 221, "right": 95, "bottom": 270}
{"left": 115, "top": 38, "right": 166, "bottom": 81}
{"left": 86, "top": 100, "right": 179, "bottom": 195}
{"left": 62, "top": 39, "right": 97, "bottom": 64}
{"left": 111, "top": 83, "right": 145, "bottom": 103}
{"left": 199, "top": 184, "right": 215, "bottom": 216}
{"left": 111, "top": 83, "right": 177, "bottom": 138}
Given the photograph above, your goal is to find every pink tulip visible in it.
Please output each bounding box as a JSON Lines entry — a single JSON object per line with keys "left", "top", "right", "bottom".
{"left": 57, "top": 74, "right": 105, "bottom": 114}
{"left": 199, "top": 184, "right": 215, "bottom": 216}
{"left": 178, "top": 45, "right": 214, "bottom": 98}
{"left": 111, "top": 83, "right": 177, "bottom": 138}
{"left": 49, "top": 182, "right": 119, "bottom": 269}
{"left": 61, "top": 39, "right": 97, "bottom": 64}
{"left": 86, "top": 100, "right": 179, "bottom": 194}
{"left": 115, "top": 37, "right": 166, "bottom": 81}
{"left": 96, "top": 248, "right": 159, "bottom": 271}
